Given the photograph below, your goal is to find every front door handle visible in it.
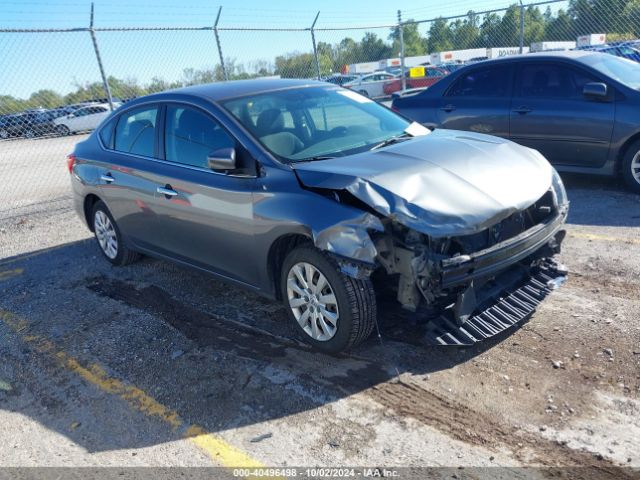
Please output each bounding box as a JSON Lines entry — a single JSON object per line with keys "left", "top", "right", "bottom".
{"left": 100, "top": 173, "right": 114, "bottom": 183}
{"left": 440, "top": 104, "right": 456, "bottom": 112}
{"left": 157, "top": 185, "right": 178, "bottom": 198}
{"left": 513, "top": 106, "right": 532, "bottom": 114}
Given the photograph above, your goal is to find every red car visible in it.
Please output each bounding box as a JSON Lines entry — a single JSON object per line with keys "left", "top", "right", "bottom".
{"left": 383, "top": 66, "right": 448, "bottom": 95}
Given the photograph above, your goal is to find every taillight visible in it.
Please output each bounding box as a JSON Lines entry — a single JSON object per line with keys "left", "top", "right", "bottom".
{"left": 66, "top": 153, "right": 76, "bottom": 174}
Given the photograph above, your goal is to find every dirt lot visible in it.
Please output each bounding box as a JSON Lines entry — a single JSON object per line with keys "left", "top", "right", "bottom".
{"left": 0, "top": 135, "right": 639, "bottom": 478}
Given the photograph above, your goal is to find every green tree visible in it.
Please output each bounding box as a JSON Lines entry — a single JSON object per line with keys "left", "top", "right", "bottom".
{"left": 480, "top": 13, "right": 503, "bottom": 47}
{"left": 450, "top": 12, "right": 481, "bottom": 49}
{"left": 390, "top": 20, "right": 426, "bottom": 56}
{"left": 274, "top": 52, "right": 317, "bottom": 78}
{"left": 545, "top": 8, "right": 574, "bottom": 40}
{"left": 27, "top": 89, "right": 63, "bottom": 108}
{"left": 427, "top": 17, "right": 453, "bottom": 52}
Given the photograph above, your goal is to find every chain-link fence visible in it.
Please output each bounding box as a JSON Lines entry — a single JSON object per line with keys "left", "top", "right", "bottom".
{"left": 1, "top": 0, "right": 640, "bottom": 233}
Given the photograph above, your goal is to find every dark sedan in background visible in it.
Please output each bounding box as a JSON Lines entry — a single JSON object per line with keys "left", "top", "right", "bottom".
{"left": 392, "top": 51, "right": 640, "bottom": 193}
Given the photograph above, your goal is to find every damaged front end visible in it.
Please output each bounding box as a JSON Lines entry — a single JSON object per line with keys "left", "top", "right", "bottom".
{"left": 372, "top": 186, "right": 569, "bottom": 345}
{"left": 293, "top": 132, "right": 570, "bottom": 345}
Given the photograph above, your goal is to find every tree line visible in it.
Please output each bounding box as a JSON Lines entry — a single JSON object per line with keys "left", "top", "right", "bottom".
{"left": 2, "top": 0, "right": 639, "bottom": 114}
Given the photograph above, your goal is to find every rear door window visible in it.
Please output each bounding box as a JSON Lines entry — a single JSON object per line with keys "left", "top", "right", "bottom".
{"left": 114, "top": 106, "right": 158, "bottom": 157}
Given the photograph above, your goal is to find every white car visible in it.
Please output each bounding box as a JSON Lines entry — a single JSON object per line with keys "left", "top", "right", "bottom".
{"left": 54, "top": 103, "right": 113, "bottom": 135}
{"left": 343, "top": 72, "right": 397, "bottom": 98}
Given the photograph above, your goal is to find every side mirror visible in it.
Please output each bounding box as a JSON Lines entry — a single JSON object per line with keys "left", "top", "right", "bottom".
{"left": 583, "top": 82, "right": 608, "bottom": 99}
{"left": 207, "top": 147, "right": 236, "bottom": 171}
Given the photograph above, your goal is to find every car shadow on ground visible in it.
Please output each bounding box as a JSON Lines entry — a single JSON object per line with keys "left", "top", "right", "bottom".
{"left": 0, "top": 238, "right": 517, "bottom": 455}
{"left": 560, "top": 172, "right": 640, "bottom": 228}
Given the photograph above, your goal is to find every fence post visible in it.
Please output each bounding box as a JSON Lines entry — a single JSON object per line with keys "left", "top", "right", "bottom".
{"left": 88, "top": 3, "right": 114, "bottom": 110}
{"left": 310, "top": 11, "right": 321, "bottom": 80}
{"left": 214, "top": 6, "right": 228, "bottom": 81}
{"left": 519, "top": 0, "right": 525, "bottom": 54}
{"left": 398, "top": 10, "right": 406, "bottom": 92}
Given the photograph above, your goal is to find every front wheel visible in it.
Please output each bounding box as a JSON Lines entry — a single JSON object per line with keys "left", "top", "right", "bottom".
{"left": 91, "top": 200, "right": 140, "bottom": 266}
{"left": 281, "top": 246, "right": 376, "bottom": 354}
{"left": 622, "top": 140, "right": 640, "bottom": 194}
{"left": 358, "top": 89, "right": 369, "bottom": 97}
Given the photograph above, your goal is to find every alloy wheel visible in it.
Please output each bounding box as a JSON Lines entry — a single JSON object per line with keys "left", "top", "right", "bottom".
{"left": 632, "top": 151, "right": 640, "bottom": 185}
{"left": 286, "top": 262, "right": 339, "bottom": 342}
{"left": 94, "top": 210, "right": 118, "bottom": 259}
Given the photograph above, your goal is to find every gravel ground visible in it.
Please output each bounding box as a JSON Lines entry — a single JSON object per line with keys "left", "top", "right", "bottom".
{"left": 0, "top": 135, "right": 639, "bottom": 478}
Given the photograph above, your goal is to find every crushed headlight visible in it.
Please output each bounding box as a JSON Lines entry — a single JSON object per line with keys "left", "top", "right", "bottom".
{"left": 551, "top": 168, "right": 569, "bottom": 207}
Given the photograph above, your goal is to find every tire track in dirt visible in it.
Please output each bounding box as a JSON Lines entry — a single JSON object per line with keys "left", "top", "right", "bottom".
{"left": 368, "top": 379, "right": 635, "bottom": 479}
{"left": 86, "top": 276, "right": 635, "bottom": 478}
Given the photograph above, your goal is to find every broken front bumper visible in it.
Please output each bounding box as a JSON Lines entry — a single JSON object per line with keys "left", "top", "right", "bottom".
{"left": 424, "top": 258, "right": 567, "bottom": 345}
{"left": 440, "top": 208, "right": 567, "bottom": 289}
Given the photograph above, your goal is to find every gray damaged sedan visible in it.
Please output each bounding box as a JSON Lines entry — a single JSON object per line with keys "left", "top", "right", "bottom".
{"left": 69, "top": 79, "right": 569, "bottom": 353}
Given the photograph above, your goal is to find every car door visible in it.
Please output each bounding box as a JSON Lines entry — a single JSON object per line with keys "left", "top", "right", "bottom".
{"left": 509, "top": 61, "right": 615, "bottom": 167}
{"left": 67, "top": 107, "right": 89, "bottom": 131}
{"left": 150, "top": 103, "right": 258, "bottom": 284}
{"left": 98, "top": 104, "right": 165, "bottom": 251}
{"left": 371, "top": 73, "right": 394, "bottom": 97}
{"left": 436, "top": 64, "right": 513, "bottom": 138}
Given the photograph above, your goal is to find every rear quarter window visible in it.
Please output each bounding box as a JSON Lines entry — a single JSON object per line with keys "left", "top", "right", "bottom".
{"left": 99, "top": 117, "right": 116, "bottom": 149}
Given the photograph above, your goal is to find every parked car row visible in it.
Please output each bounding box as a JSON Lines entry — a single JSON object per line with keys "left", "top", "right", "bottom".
{"left": 0, "top": 100, "right": 118, "bottom": 140}
{"left": 391, "top": 50, "right": 640, "bottom": 194}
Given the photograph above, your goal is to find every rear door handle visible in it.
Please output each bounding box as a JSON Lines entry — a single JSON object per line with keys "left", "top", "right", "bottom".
{"left": 100, "top": 173, "right": 114, "bottom": 183}
{"left": 440, "top": 104, "right": 456, "bottom": 112}
{"left": 157, "top": 185, "right": 178, "bottom": 197}
{"left": 513, "top": 106, "right": 532, "bottom": 114}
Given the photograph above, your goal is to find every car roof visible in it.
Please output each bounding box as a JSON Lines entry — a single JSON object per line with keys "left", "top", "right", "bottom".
{"left": 167, "top": 78, "right": 327, "bottom": 102}
{"left": 470, "top": 49, "right": 605, "bottom": 66}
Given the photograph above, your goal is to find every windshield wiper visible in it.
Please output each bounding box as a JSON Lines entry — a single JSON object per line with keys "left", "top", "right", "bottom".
{"left": 297, "top": 155, "right": 336, "bottom": 162}
{"left": 370, "top": 132, "right": 413, "bottom": 151}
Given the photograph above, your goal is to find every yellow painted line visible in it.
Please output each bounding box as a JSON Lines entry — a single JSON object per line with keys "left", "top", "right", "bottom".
{"left": 0, "top": 309, "right": 265, "bottom": 471}
{"left": 569, "top": 231, "right": 640, "bottom": 245}
{"left": 0, "top": 268, "right": 23, "bottom": 281}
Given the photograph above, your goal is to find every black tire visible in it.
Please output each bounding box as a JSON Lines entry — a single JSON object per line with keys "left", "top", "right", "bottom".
{"left": 358, "top": 89, "right": 369, "bottom": 97}
{"left": 91, "top": 200, "right": 140, "bottom": 266}
{"left": 622, "top": 139, "right": 640, "bottom": 194}
{"left": 280, "top": 246, "right": 376, "bottom": 354}
{"left": 56, "top": 125, "right": 70, "bottom": 136}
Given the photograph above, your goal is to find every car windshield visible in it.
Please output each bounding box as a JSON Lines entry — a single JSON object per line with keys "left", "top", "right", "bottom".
{"left": 579, "top": 53, "right": 640, "bottom": 89}
{"left": 221, "top": 86, "right": 413, "bottom": 162}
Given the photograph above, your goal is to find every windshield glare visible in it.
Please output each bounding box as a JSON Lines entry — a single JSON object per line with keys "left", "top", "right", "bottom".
{"left": 580, "top": 53, "right": 640, "bottom": 89}
{"left": 222, "top": 87, "right": 410, "bottom": 161}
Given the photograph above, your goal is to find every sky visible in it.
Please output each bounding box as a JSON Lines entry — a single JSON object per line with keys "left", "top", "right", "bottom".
{"left": 0, "top": 0, "right": 567, "bottom": 99}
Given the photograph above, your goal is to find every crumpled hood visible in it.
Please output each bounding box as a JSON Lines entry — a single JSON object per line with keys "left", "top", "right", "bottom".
{"left": 292, "top": 129, "right": 553, "bottom": 238}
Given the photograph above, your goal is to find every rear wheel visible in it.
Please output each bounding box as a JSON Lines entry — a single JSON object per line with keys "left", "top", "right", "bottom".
{"left": 281, "top": 246, "right": 376, "bottom": 354}
{"left": 91, "top": 201, "right": 140, "bottom": 266}
{"left": 622, "top": 140, "right": 640, "bottom": 194}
